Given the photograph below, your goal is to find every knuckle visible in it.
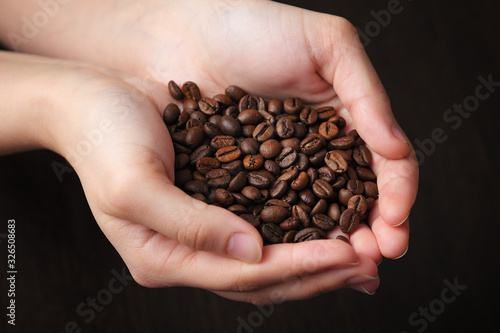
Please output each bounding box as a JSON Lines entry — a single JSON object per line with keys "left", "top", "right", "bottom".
{"left": 103, "top": 169, "right": 143, "bottom": 216}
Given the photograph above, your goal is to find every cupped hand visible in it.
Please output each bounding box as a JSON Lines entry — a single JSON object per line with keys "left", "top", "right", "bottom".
{"left": 125, "top": 0, "right": 418, "bottom": 263}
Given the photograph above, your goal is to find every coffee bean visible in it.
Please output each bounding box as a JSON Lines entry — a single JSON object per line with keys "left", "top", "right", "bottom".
{"left": 327, "top": 203, "right": 341, "bottom": 222}
{"left": 280, "top": 138, "right": 301, "bottom": 152}
{"left": 232, "top": 192, "right": 252, "bottom": 206}
{"left": 318, "top": 122, "right": 339, "bottom": 140}
{"left": 292, "top": 204, "right": 311, "bottom": 228}
{"left": 190, "top": 111, "right": 208, "bottom": 124}
{"left": 196, "top": 157, "right": 221, "bottom": 174}
{"left": 220, "top": 115, "right": 242, "bottom": 136}
{"left": 300, "top": 134, "right": 323, "bottom": 155}
{"left": 296, "top": 153, "right": 309, "bottom": 171}
{"left": 227, "top": 171, "right": 247, "bottom": 192}
{"left": 284, "top": 97, "right": 303, "bottom": 115}
{"left": 306, "top": 167, "right": 318, "bottom": 187}
{"left": 182, "top": 81, "right": 201, "bottom": 101}
{"left": 299, "top": 188, "right": 317, "bottom": 207}
{"left": 347, "top": 179, "right": 364, "bottom": 195}
{"left": 183, "top": 179, "right": 209, "bottom": 194}
{"left": 260, "top": 206, "right": 290, "bottom": 224}
{"left": 225, "top": 85, "right": 247, "bottom": 102}
{"left": 346, "top": 166, "right": 358, "bottom": 180}
{"left": 353, "top": 145, "right": 371, "bottom": 167}
{"left": 210, "top": 135, "right": 236, "bottom": 150}
{"left": 163, "top": 103, "right": 181, "bottom": 125}
{"left": 175, "top": 169, "right": 193, "bottom": 188}
{"left": 330, "top": 136, "right": 355, "bottom": 150}
{"left": 247, "top": 170, "right": 275, "bottom": 189}
{"left": 348, "top": 129, "right": 364, "bottom": 146}
{"left": 183, "top": 99, "right": 199, "bottom": 114}
{"left": 193, "top": 170, "right": 206, "bottom": 182}
{"left": 324, "top": 150, "right": 348, "bottom": 173}
{"left": 177, "top": 111, "right": 190, "bottom": 127}
{"left": 331, "top": 174, "right": 347, "bottom": 191}
{"left": 190, "top": 145, "right": 212, "bottom": 165}
{"left": 311, "top": 178, "right": 334, "bottom": 199}
{"left": 277, "top": 165, "right": 299, "bottom": 182}
{"left": 203, "top": 122, "right": 223, "bottom": 138}
{"left": 242, "top": 186, "right": 262, "bottom": 201}
{"left": 290, "top": 171, "right": 309, "bottom": 191}
{"left": 253, "top": 122, "right": 275, "bottom": 142}
{"left": 175, "top": 153, "right": 190, "bottom": 170}
{"left": 168, "top": 80, "right": 184, "bottom": 100}
{"left": 269, "top": 180, "right": 288, "bottom": 199}
{"left": 268, "top": 99, "right": 283, "bottom": 116}
{"left": 222, "top": 160, "right": 243, "bottom": 176}
{"left": 214, "top": 188, "right": 234, "bottom": 206}
{"left": 282, "top": 189, "right": 298, "bottom": 205}
{"left": 215, "top": 146, "right": 241, "bottom": 163}
{"left": 280, "top": 217, "right": 300, "bottom": 231}
{"left": 348, "top": 195, "right": 368, "bottom": 215}
{"left": 243, "top": 154, "right": 264, "bottom": 170}
{"left": 228, "top": 204, "right": 248, "bottom": 215}
{"left": 185, "top": 126, "right": 204, "bottom": 149}
{"left": 198, "top": 97, "right": 220, "bottom": 115}
{"left": 239, "top": 95, "right": 258, "bottom": 112}
{"left": 317, "top": 166, "right": 336, "bottom": 183}
{"left": 258, "top": 110, "right": 276, "bottom": 126}
{"left": 259, "top": 139, "right": 282, "bottom": 159}
{"left": 356, "top": 166, "right": 376, "bottom": 181}
{"left": 238, "top": 109, "right": 263, "bottom": 125}
{"left": 294, "top": 227, "right": 326, "bottom": 242}
{"left": 240, "top": 213, "right": 261, "bottom": 228}
{"left": 364, "top": 181, "right": 379, "bottom": 198}
{"left": 339, "top": 209, "right": 360, "bottom": 234}
{"left": 264, "top": 160, "right": 281, "bottom": 176}
{"left": 312, "top": 214, "right": 336, "bottom": 231}
{"left": 213, "top": 94, "right": 235, "bottom": 108}
{"left": 336, "top": 235, "right": 350, "bottom": 244}
{"left": 261, "top": 223, "right": 285, "bottom": 244}
{"left": 283, "top": 230, "right": 298, "bottom": 243}
{"left": 338, "top": 188, "right": 354, "bottom": 206}
{"left": 293, "top": 122, "right": 308, "bottom": 139}
{"left": 242, "top": 125, "right": 256, "bottom": 138}
{"left": 299, "top": 107, "right": 318, "bottom": 125}
{"left": 315, "top": 106, "right": 336, "bottom": 120}
{"left": 223, "top": 106, "right": 239, "bottom": 118}
{"left": 206, "top": 169, "right": 231, "bottom": 188}
{"left": 239, "top": 138, "right": 259, "bottom": 155}
{"left": 276, "top": 146, "right": 298, "bottom": 168}
{"left": 308, "top": 149, "right": 327, "bottom": 167}
{"left": 276, "top": 118, "right": 295, "bottom": 139}
{"left": 327, "top": 115, "right": 346, "bottom": 129}
{"left": 310, "top": 198, "right": 328, "bottom": 216}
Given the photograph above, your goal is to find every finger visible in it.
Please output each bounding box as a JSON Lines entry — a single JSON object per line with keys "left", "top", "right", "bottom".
{"left": 348, "top": 223, "right": 382, "bottom": 264}
{"left": 213, "top": 254, "right": 378, "bottom": 303}
{"left": 372, "top": 151, "right": 419, "bottom": 226}
{"left": 105, "top": 172, "right": 264, "bottom": 264}
{"left": 304, "top": 14, "right": 411, "bottom": 160}
{"left": 369, "top": 203, "right": 410, "bottom": 258}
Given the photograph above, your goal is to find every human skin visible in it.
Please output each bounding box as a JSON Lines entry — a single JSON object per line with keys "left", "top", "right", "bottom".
{"left": 0, "top": 0, "right": 418, "bottom": 302}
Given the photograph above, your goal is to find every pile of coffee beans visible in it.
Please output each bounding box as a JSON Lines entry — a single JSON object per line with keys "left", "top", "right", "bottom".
{"left": 163, "top": 81, "right": 378, "bottom": 245}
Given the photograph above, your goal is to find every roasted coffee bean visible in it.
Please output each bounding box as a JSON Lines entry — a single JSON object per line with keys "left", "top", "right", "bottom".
{"left": 243, "top": 154, "right": 264, "bottom": 170}
{"left": 296, "top": 153, "right": 309, "bottom": 171}
{"left": 252, "top": 204, "right": 265, "bottom": 216}
{"left": 247, "top": 170, "right": 275, "bottom": 189}
{"left": 308, "top": 149, "right": 327, "bottom": 167}
{"left": 170, "top": 130, "right": 187, "bottom": 144}
{"left": 220, "top": 115, "right": 242, "bottom": 136}
{"left": 259, "top": 110, "right": 276, "bottom": 126}
{"left": 242, "top": 186, "right": 262, "bottom": 201}
{"left": 227, "top": 171, "right": 247, "bottom": 192}
{"left": 327, "top": 203, "right": 341, "bottom": 222}
{"left": 193, "top": 170, "right": 207, "bottom": 182}
{"left": 348, "top": 195, "right": 368, "bottom": 215}
{"left": 338, "top": 188, "right": 354, "bottom": 206}
{"left": 238, "top": 109, "right": 263, "bottom": 125}
{"left": 299, "top": 107, "right": 317, "bottom": 125}
{"left": 277, "top": 165, "right": 299, "bottom": 182}
{"left": 240, "top": 138, "right": 259, "bottom": 154}
{"left": 253, "top": 122, "right": 275, "bottom": 142}
{"left": 353, "top": 145, "right": 372, "bottom": 166}
{"left": 324, "top": 150, "right": 348, "bottom": 173}
{"left": 318, "top": 122, "right": 339, "bottom": 140}
{"left": 366, "top": 197, "right": 376, "bottom": 210}
{"left": 190, "top": 145, "right": 212, "bottom": 165}
{"left": 315, "top": 106, "right": 336, "bottom": 120}
{"left": 183, "top": 99, "right": 199, "bottom": 114}
{"left": 312, "top": 214, "right": 336, "bottom": 231}
{"left": 185, "top": 126, "right": 204, "bottom": 148}
{"left": 177, "top": 111, "right": 190, "bottom": 127}
{"left": 290, "top": 171, "right": 309, "bottom": 191}
{"left": 312, "top": 178, "right": 334, "bottom": 199}
{"left": 206, "top": 169, "right": 231, "bottom": 188}
{"left": 221, "top": 160, "right": 243, "bottom": 176}
{"left": 310, "top": 199, "right": 328, "bottom": 216}
{"left": 282, "top": 189, "right": 298, "bottom": 205}
{"left": 276, "top": 118, "right": 295, "bottom": 139}
{"left": 265, "top": 199, "right": 291, "bottom": 210}
{"left": 308, "top": 123, "right": 320, "bottom": 134}
{"left": 276, "top": 146, "right": 298, "bottom": 168}
{"left": 163, "top": 103, "right": 181, "bottom": 125}
{"left": 256, "top": 189, "right": 270, "bottom": 204}
{"left": 306, "top": 167, "right": 318, "bottom": 187}
{"left": 292, "top": 204, "right": 311, "bottom": 228}
{"left": 259, "top": 139, "right": 282, "bottom": 159}
{"left": 215, "top": 146, "right": 241, "bottom": 163}
{"left": 183, "top": 179, "right": 208, "bottom": 194}
{"left": 364, "top": 181, "right": 379, "bottom": 198}
{"left": 294, "top": 227, "right": 325, "bottom": 242}
{"left": 261, "top": 223, "right": 285, "bottom": 244}
{"left": 356, "top": 166, "right": 376, "bottom": 181}
{"left": 347, "top": 179, "right": 364, "bottom": 195}
{"left": 240, "top": 214, "right": 261, "bottom": 228}
{"left": 279, "top": 217, "right": 300, "bottom": 231}
{"left": 280, "top": 138, "right": 301, "bottom": 152}
{"left": 330, "top": 136, "right": 355, "bottom": 150}
{"left": 209, "top": 114, "right": 222, "bottom": 126}
{"left": 195, "top": 157, "right": 220, "bottom": 174}
{"left": 223, "top": 106, "right": 239, "bottom": 118}
{"left": 300, "top": 134, "right": 323, "bottom": 155}
{"left": 317, "top": 166, "right": 336, "bottom": 183}
{"left": 214, "top": 188, "right": 234, "bottom": 206}
{"left": 336, "top": 235, "right": 350, "bottom": 244}
{"left": 189, "top": 110, "right": 207, "bottom": 124}
{"left": 328, "top": 115, "right": 346, "bottom": 129}
{"left": 239, "top": 95, "right": 258, "bottom": 112}
{"left": 203, "top": 122, "right": 223, "bottom": 138}
{"left": 256, "top": 97, "right": 267, "bottom": 111}
{"left": 182, "top": 81, "right": 201, "bottom": 101}
{"left": 268, "top": 99, "right": 283, "bottom": 116}
{"left": 348, "top": 129, "right": 364, "bottom": 146}
{"left": 212, "top": 94, "right": 235, "bottom": 108}
{"left": 228, "top": 204, "right": 248, "bottom": 215}
{"left": 168, "top": 80, "right": 184, "bottom": 100}
{"left": 346, "top": 166, "right": 358, "bottom": 180}
{"left": 191, "top": 193, "right": 208, "bottom": 202}
{"left": 175, "top": 153, "right": 190, "bottom": 170}
{"left": 175, "top": 169, "right": 193, "bottom": 188}
{"left": 260, "top": 206, "right": 290, "bottom": 224}
{"left": 174, "top": 143, "right": 192, "bottom": 156}
{"left": 339, "top": 209, "right": 360, "bottom": 234}
{"left": 264, "top": 160, "right": 281, "bottom": 176}
{"left": 299, "top": 188, "right": 317, "bottom": 207}
{"left": 283, "top": 230, "right": 298, "bottom": 243}
{"left": 293, "top": 122, "right": 308, "bottom": 139}
{"left": 198, "top": 97, "right": 220, "bottom": 115}
{"left": 225, "top": 85, "right": 247, "bottom": 102}
{"left": 331, "top": 174, "right": 347, "bottom": 190}
{"left": 210, "top": 135, "right": 236, "bottom": 150}
{"left": 269, "top": 180, "right": 288, "bottom": 199}
{"left": 232, "top": 192, "right": 252, "bottom": 206}
{"left": 283, "top": 97, "right": 303, "bottom": 115}
{"left": 242, "top": 125, "right": 256, "bottom": 137}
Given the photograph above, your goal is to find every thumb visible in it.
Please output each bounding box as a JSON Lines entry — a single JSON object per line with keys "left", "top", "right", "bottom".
{"left": 108, "top": 172, "right": 263, "bottom": 264}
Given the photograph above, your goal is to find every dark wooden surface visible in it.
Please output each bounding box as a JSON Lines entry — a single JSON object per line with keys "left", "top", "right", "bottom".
{"left": 1, "top": 0, "right": 499, "bottom": 332}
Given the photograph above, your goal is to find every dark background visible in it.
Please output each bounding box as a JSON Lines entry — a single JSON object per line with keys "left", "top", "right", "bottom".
{"left": 1, "top": 0, "right": 499, "bottom": 332}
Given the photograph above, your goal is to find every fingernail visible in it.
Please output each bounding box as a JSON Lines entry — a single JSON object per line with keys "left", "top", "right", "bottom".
{"left": 392, "top": 123, "right": 409, "bottom": 144}
{"left": 393, "top": 244, "right": 409, "bottom": 260}
{"left": 346, "top": 274, "right": 378, "bottom": 286}
{"left": 349, "top": 283, "right": 376, "bottom": 295}
{"left": 227, "top": 233, "right": 262, "bottom": 264}
{"left": 394, "top": 212, "right": 410, "bottom": 226}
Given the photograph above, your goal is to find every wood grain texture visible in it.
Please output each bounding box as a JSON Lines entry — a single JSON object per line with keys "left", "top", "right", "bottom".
{"left": 1, "top": 0, "right": 499, "bottom": 332}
